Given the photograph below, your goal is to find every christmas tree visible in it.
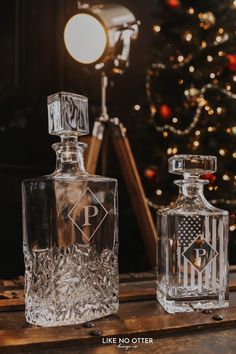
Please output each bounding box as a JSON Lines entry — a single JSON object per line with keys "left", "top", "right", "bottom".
{"left": 138, "top": 0, "right": 236, "bottom": 263}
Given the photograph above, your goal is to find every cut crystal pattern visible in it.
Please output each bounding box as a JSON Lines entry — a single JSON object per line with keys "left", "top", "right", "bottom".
{"left": 24, "top": 244, "right": 119, "bottom": 327}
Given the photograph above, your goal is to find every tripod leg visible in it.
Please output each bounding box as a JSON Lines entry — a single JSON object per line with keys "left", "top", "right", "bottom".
{"left": 111, "top": 119, "right": 157, "bottom": 269}
{"left": 81, "top": 121, "right": 105, "bottom": 174}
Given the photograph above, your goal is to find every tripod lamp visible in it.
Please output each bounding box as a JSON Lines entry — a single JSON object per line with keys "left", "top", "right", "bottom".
{"left": 64, "top": 2, "right": 139, "bottom": 72}
{"left": 63, "top": 2, "right": 157, "bottom": 268}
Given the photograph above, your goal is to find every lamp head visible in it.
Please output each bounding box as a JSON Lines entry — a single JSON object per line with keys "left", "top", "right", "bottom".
{"left": 64, "top": 3, "right": 139, "bottom": 74}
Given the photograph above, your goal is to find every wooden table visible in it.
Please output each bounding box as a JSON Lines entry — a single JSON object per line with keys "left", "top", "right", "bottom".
{"left": 0, "top": 269, "right": 236, "bottom": 353}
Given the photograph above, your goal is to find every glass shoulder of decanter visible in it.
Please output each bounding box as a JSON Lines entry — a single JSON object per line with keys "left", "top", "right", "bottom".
{"left": 157, "top": 178, "right": 228, "bottom": 217}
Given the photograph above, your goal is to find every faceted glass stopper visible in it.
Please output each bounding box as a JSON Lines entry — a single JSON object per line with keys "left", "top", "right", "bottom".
{"left": 169, "top": 154, "right": 217, "bottom": 176}
{"left": 47, "top": 92, "right": 89, "bottom": 136}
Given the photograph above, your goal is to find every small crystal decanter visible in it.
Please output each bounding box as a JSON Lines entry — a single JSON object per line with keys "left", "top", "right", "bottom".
{"left": 22, "top": 92, "right": 119, "bottom": 326}
{"left": 157, "top": 154, "right": 229, "bottom": 313}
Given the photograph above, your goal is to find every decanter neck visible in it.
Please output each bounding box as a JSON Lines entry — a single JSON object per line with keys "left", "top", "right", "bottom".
{"left": 174, "top": 177, "right": 208, "bottom": 199}
{"left": 52, "top": 137, "right": 87, "bottom": 175}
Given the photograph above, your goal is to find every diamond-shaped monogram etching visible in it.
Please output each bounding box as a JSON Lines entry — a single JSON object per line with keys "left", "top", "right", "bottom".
{"left": 182, "top": 235, "right": 218, "bottom": 272}
{"left": 68, "top": 187, "right": 108, "bottom": 241}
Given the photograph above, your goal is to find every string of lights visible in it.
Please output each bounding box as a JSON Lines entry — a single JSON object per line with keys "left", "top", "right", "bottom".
{"left": 151, "top": 24, "right": 228, "bottom": 72}
{"left": 142, "top": 1, "right": 236, "bottom": 240}
{"left": 147, "top": 84, "right": 236, "bottom": 136}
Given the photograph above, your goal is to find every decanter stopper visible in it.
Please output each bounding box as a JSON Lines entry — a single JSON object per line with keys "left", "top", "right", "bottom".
{"left": 47, "top": 91, "right": 89, "bottom": 137}
{"left": 168, "top": 154, "right": 217, "bottom": 176}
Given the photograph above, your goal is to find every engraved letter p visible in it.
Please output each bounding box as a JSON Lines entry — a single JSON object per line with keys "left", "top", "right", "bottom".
{"left": 83, "top": 206, "right": 99, "bottom": 226}
{"left": 194, "top": 248, "right": 207, "bottom": 258}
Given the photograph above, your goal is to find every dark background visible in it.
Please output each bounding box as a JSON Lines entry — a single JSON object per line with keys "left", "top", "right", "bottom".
{"left": 0, "top": 0, "right": 157, "bottom": 278}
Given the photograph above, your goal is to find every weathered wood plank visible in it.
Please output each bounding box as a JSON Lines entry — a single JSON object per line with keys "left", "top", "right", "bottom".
{"left": 1, "top": 327, "right": 235, "bottom": 354}
{"left": 0, "top": 280, "right": 157, "bottom": 312}
{"left": 119, "top": 271, "right": 156, "bottom": 283}
{"left": 0, "top": 299, "right": 24, "bottom": 312}
{"left": 0, "top": 306, "right": 236, "bottom": 351}
{"left": 1, "top": 268, "right": 235, "bottom": 289}
{"left": 0, "top": 272, "right": 235, "bottom": 353}
{"left": 1, "top": 273, "right": 236, "bottom": 312}
{"left": 0, "top": 300, "right": 162, "bottom": 331}
{"left": 229, "top": 265, "right": 236, "bottom": 273}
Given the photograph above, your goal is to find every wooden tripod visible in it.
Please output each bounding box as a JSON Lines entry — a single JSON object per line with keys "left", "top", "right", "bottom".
{"left": 82, "top": 74, "right": 157, "bottom": 268}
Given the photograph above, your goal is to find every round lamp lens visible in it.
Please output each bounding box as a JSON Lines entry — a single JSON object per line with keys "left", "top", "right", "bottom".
{"left": 64, "top": 14, "right": 107, "bottom": 64}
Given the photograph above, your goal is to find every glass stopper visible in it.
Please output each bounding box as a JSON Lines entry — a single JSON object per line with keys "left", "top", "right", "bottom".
{"left": 47, "top": 91, "right": 89, "bottom": 136}
{"left": 168, "top": 154, "right": 217, "bottom": 176}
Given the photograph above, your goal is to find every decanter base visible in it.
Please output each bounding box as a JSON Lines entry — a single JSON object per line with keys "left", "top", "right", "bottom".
{"left": 157, "top": 287, "right": 229, "bottom": 313}
{"left": 25, "top": 301, "right": 119, "bottom": 327}
{"left": 24, "top": 244, "right": 119, "bottom": 327}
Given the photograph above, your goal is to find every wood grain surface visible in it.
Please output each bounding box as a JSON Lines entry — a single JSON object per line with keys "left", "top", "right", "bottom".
{"left": 0, "top": 272, "right": 236, "bottom": 353}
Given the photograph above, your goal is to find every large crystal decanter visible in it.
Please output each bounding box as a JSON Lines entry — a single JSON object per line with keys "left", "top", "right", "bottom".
{"left": 157, "top": 154, "right": 229, "bottom": 313}
{"left": 22, "top": 92, "right": 119, "bottom": 326}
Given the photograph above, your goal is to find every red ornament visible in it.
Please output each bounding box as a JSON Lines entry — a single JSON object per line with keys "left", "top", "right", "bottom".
{"left": 167, "top": 0, "right": 181, "bottom": 9}
{"left": 200, "top": 173, "right": 216, "bottom": 184}
{"left": 159, "top": 104, "right": 172, "bottom": 119}
{"left": 144, "top": 168, "right": 156, "bottom": 182}
{"left": 227, "top": 54, "right": 236, "bottom": 72}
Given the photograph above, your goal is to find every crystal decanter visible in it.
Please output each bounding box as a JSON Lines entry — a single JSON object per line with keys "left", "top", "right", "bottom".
{"left": 156, "top": 155, "right": 229, "bottom": 313}
{"left": 22, "top": 92, "right": 119, "bottom": 326}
